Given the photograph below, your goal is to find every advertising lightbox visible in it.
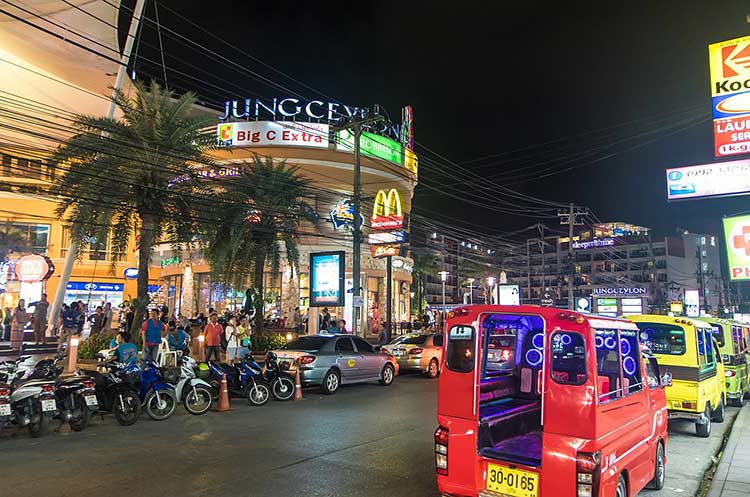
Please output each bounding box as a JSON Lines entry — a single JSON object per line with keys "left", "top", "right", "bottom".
{"left": 709, "top": 35, "right": 750, "bottom": 157}
{"left": 497, "top": 285, "right": 520, "bottom": 305}
{"left": 336, "top": 129, "right": 403, "bottom": 165}
{"left": 685, "top": 288, "right": 701, "bottom": 318}
{"left": 723, "top": 214, "right": 750, "bottom": 281}
{"left": 309, "top": 251, "right": 345, "bottom": 307}
{"left": 217, "top": 121, "right": 329, "bottom": 149}
{"left": 666, "top": 159, "right": 750, "bottom": 200}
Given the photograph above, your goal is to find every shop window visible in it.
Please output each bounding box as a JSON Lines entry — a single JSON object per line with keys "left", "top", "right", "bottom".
{"left": 550, "top": 331, "right": 587, "bottom": 386}
{"left": 6, "top": 223, "right": 50, "bottom": 254}
{"left": 28, "top": 160, "right": 43, "bottom": 180}
{"left": 1, "top": 154, "right": 11, "bottom": 176}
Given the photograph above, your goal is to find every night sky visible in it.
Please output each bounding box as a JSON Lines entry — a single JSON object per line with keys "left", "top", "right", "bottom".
{"left": 135, "top": 0, "right": 750, "bottom": 239}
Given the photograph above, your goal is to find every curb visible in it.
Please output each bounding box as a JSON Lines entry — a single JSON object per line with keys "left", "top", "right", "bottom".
{"left": 706, "top": 406, "right": 750, "bottom": 497}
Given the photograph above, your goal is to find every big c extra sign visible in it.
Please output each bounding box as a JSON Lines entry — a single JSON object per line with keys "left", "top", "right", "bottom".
{"left": 217, "top": 121, "right": 329, "bottom": 149}
{"left": 709, "top": 36, "right": 750, "bottom": 157}
{"left": 723, "top": 214, "right": 750, "bottom": 281}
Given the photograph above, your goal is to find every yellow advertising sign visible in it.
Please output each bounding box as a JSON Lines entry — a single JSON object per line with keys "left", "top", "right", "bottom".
{"left": 371, "top": 189, "right": 404, "bottom": 230}
{"left": 404, "top": 148, "right": 418, "bottom": 177}
{"left": 709, "top": 35, "right": 750, "bottom": 97}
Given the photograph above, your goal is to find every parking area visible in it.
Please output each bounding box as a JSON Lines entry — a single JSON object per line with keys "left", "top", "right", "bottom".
{"left": 0, "top": 374, "right": 739, "bottom": 497}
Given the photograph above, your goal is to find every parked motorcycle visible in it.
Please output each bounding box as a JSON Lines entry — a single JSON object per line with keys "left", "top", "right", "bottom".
{"left": 0, "top": 378, "right": 11, "bottom": 434}
{"left": 207, "top": 360, "right": 271, "bottom": 406}
{"left": 167, "top": 356, "right": 212, "bottom": 415}
{"left": 263, "top": 352, "right": 296, "bottom": 402}
{"left": 138, "top": 360, "right": 177, "bottom": 420}
{"left": 79, "top": 358, "right": 141, "bottom": 426}
{"left": 0, "top": 356, "right": 57, "bottom": 437}
{"left": 30, "top": 355, "right": 98, "bottom": 431}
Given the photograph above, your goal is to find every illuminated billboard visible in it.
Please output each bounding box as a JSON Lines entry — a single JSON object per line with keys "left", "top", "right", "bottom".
{"left": 666, "top": 159, "right": 750, "bottom": 200}
{"left": 723, "top": 214, "right": 750, "bottom": 281}
{"left": 216, "top": 121, "right": 329, "bottom": 149}
{"left": 309, "top": 251, "right": 345, "bottom": 307}
{"left": 709, "top": 35, "right": 750, "bottom": 157}
{"left": 371, "top": 189, "right": 405, "bottom": 230}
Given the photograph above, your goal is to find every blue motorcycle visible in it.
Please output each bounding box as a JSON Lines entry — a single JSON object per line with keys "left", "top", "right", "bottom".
{"left": 207, "top": 360, "right": 271, "bottom": 406}
{"left": 139, "top": 360, "right": 177, "bottom": 420}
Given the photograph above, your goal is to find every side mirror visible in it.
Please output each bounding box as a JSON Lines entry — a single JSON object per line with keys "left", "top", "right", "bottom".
{"left": 660, "top": 372, "right": 672, "bottom": 388}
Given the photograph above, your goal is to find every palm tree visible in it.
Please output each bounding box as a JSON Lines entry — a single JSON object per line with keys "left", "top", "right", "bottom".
{"left": 204, "top": 155, "right": 318, "bottom": 331}
{"left": 52, "top": 81, "right": 217, "bottom": 333}
{"left": 411, "top": 253, "right": 437, "bottom": 314}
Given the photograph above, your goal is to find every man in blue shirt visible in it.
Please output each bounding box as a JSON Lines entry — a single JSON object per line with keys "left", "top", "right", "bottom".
{"left": 114, "top": 332, "right": 138, "bottom": 365}
{"left": 167, "top": 323, "right": 190, "bottom": 359}
{"left": 58, "top": 302, "right": 81, "bottom": 355}
{"left": 140, "top": 309, "right": 164, "bottom": 363}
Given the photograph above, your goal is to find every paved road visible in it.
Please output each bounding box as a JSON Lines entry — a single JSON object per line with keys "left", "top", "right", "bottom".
{"left": 0, "top": 375, "right": 739, "bottom": 497}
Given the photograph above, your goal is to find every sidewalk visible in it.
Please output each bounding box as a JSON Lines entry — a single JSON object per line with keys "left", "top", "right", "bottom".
{"left": 707, "top": 405, "right": 750, "bottom": 497}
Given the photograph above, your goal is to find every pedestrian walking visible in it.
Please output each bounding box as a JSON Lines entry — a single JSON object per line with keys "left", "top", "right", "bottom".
{"left": 140, "top": 309, "right": 164, "bottom": 363}
{"left": 224, "top": 317, "right": 239, "bottom": 364}
{"left": 58, "top": 302, "right": 80, "bottom": 354}
{"left": 203, "top": 312, "right": 223, "bottom": 362}
{"left": 28, "top": 293, "right": 49, "bottom": 344}
{"left": 88, "top": 306, "right": 105, "bottom": 335}
{"left": 2, "top": 307, "right": 11, "bottom": 341}
{"left": 10, "top": 299, "right": 29, "bottom": 352}
{"left": 102, "top": 302, "right": 113, "bottom": 332}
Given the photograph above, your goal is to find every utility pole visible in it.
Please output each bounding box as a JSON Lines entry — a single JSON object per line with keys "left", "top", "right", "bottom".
{"left": 332, "top": 110, "right": 383, "bottom": 336}
{"left": 47, "top": 0, "right": 148, "bottom": 337}
{"left": 558, "top": 204, "right": 588, "bottom": 310}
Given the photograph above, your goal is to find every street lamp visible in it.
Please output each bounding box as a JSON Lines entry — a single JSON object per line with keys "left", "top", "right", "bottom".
{"left": 439, "top": 271, "right": 449, "bottom": 332}
{"left": 467, "top": 278, "right": 475, "bottom": 305}
{"left": 487, "top": 277, "right": 496, "bottom": 304}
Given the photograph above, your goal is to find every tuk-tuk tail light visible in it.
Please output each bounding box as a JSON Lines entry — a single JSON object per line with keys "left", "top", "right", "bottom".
{"left": 726, "top": 370, "right": 736, "bottom": 378}
{"left": 576, "top": 451, "right": 601, "bottom": 497}
{"left": 435, "top": 426, "right": 449, "bottom": 475}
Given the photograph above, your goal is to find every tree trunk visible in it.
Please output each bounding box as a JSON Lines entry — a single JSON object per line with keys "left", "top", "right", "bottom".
{"left": 130, "top": 212, "right": 157, "bottom": 338}
{"left": 253, "top": 251, "right": 266, "bottom": 333}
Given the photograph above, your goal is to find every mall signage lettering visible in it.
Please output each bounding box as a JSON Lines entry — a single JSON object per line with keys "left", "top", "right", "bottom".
{"left": 218, "top": 97, "right": 404, "bottom": 142}
{"left": 67, "top": 282, "right": 123, "bottom": 292}
{"left": 572, "top": 238, "right": 615, "bottom": 250}
{"left": 217, "top": 121, "right": 328, "bottom": 149}
{"left": 592, "top": 287, "right": 648, "bottom": 296}
{"left": 368, "top": 231, "right": 405, "bottom": 245}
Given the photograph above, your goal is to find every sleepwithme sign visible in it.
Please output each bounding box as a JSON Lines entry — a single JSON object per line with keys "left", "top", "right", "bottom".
{"left": 723, "top": 214, "right": 750, "bottom": 281}
{"left": 666, "top": 159, "right": 750, "bottom": 200}
{"left": 217, "top": 121, "right": 328, "bottom": 149}
{"left": 309, "top": 251, "right": 345, "bottom": 307}
{"left": 709, "top": 36, "right": 750, "bottom": 157}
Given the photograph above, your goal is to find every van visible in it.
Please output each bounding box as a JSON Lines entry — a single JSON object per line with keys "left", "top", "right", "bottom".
{"left": 630, "top": 315, "right": 726, "bottom": 437}
{"left": 436, "top": 305, "right": 669, "bottom": 497}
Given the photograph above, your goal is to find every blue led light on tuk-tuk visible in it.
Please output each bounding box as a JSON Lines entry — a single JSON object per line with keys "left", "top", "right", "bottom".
{"left": 526, "top": 348, "right": 543, "bottom": 367}
{"left": 623, "top": 356, "right": 637, "bottom": 376}
{"left": 595, "top": 336, "right": 604, "bottom": 348}
{"left": 604, "top": 337, "right": 617, "bottom": 350}
{"left": 560, "top": 333, "right": 572, "bottom": 346}
{"left": 532, "top": 333, "right": 545, "bottom": 350}
{"left": 620, "top": 338, "right": 631, "bottom": 357}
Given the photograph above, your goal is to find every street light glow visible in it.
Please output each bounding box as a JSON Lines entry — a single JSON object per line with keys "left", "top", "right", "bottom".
{"left": 439, "top": 271, "right": 449, "bottom": 282}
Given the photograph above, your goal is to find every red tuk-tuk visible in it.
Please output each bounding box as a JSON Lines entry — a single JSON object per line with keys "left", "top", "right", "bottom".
{"left": 435, "top": 305, "right": 669, "bottom": 497}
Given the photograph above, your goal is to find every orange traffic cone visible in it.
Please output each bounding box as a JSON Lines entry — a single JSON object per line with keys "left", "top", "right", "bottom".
{"left": 216, "top": 373, "right": 231, "bottom": 412}
{"left": 294, "top": 368, "right": 303, "bottom": 401}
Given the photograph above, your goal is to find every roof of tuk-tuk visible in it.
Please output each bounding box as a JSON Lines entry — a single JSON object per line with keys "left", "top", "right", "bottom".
{"left": 449, "top": 304, "right": 638, "bottom": 330}
{"left": 628, "top": 313, "right": 712, "bottom": 329}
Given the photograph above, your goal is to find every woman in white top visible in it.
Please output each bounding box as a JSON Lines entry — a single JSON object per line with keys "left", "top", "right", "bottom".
{"left": 224, "top": 317, "right": 239, "bottom": 364}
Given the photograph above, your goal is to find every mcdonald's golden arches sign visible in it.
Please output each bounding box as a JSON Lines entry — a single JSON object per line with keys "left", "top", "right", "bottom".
{"left": 371, "top": 189, "right": 404, "bottom": 230}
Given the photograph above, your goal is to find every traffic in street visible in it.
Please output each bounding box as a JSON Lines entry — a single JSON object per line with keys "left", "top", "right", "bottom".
{"left": 0, "top": 372, "right": 737, "bottom": 497}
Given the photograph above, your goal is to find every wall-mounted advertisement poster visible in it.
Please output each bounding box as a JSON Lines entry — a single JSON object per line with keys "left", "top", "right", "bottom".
{"left": 309, "top": 251, "right": 345, "bottom": 307}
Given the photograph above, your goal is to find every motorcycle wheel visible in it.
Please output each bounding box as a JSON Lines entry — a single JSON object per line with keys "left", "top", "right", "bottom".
{"left": 183, "top": 385, "right": 212, "bottom": 415}
{"left": 68, "top": 395, "right": 91, "bottom": 432}
{"left": 271, "top": 375, "right": 296, "bottom": 401}
{"left": 247, "top": 381, "right": 271, "bottom": 406}
{"left": 113, "top": 390, "right": 141, "bottom": 426}
{"left": 28, "top": 403, "right": 48, "bottom": 438}
{"left": 208, "top": 375, "right": 221, "bottom": 401}
{"left": 145, "top": 390, "right": 177, "bottom": 421}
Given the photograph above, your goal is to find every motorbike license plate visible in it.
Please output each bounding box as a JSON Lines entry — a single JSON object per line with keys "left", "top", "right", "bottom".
{"left": 85, "top": 395, "right": 98, "bottom": 407}
{"left": 0, "top": 403, "right": 10, "bottom": 416}
{"left": 486, "top": 463, "right": 538, "bottom": 497}
{"left": 41, "top": 399, "right": 57, "bottom": 412}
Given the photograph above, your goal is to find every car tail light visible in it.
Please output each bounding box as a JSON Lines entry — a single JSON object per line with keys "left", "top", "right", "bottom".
{"left": 0, "top": 386, "right": 10, "bottom": 397}
{"left": 501, "top": 349, "right": 510, "bottom": 360}
{"left": 82, "top": 380, "right": 96, "bottom": 389}
{"left": 576, "top": 451, "right": 601, "bottom": 497}
{"left": 409, "top": 348, "right": 423, "bottom": 355}
{"left": 726, "top": 370, "right": 737, "bottom": 378}
{"left": 435, "top": 426, "right": 449, "bottom": 475}
{"left": 682, "top": 401, "right": 697, "bottom": 410}
{"left": 296, "top": 355, "right": 316, "bottom": 365}
{"left": 41, "top": 384, "right": 54, "bottom": 393}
